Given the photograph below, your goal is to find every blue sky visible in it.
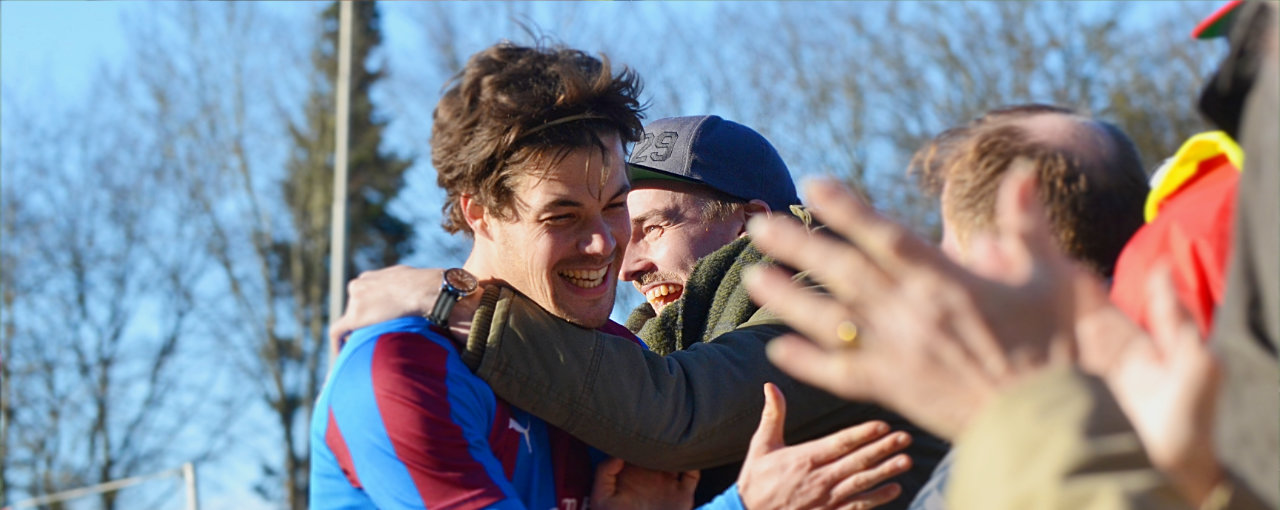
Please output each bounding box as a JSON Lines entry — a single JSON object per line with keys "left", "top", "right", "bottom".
{"left": 2, "top": 1, "right": 129, "bottom": 100}
{"left": 4, "top": 5, "right": 282, "bottom": 508}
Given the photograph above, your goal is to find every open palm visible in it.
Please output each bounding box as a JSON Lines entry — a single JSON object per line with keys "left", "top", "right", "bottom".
{"left": 1106, "top": 264, "right": 1223, "bottom": 506}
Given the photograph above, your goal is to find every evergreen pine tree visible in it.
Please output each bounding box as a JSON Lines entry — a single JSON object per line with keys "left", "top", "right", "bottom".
{"left": 262, "top": 2, "right": 413, "bottom": 507}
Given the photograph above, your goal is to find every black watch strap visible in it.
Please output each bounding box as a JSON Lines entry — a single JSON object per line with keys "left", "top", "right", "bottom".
{"left": 427, "top": 268, "right": 478, "bottom": 328}
{"left": 428, "top": 288, "right": 460, "bottom": 327}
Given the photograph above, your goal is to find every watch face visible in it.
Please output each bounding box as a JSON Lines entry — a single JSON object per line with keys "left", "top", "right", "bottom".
{"left": 443, "top": 268, "right": 479, "bottom": 295}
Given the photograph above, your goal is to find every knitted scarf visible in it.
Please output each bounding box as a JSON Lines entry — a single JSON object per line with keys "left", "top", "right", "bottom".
{"left": 624, "top": 205, "right": 819, "bottom": 355}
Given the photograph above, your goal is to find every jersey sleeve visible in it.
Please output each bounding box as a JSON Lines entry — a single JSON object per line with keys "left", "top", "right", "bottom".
{"left": 326, "top": 330, "right": 526, "bottom": 510}
{"left": 696, "top": 483, "right": 746, "bottom": 510}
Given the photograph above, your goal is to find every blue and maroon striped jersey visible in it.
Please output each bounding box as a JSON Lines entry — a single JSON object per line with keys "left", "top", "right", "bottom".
{"left": 309, "top": 317, "right": 593, "bottom": 509}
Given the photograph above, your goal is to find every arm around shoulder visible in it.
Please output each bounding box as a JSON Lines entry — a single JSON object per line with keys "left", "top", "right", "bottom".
{"left": 465, "top": 288, "right": 837, "bottom": 471}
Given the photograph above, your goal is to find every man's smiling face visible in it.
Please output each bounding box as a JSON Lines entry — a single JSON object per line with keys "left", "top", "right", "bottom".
{"left": 482, "top": 134, "right": 631, "bottom": 328}
{"left": 620, "top": 179, "right": 748, "bottom": 313}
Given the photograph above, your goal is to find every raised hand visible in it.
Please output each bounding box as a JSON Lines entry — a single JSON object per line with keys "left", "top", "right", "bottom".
{"left": 744, "top": 166, "right": 1079, "bottom": 440}
{"left": 1105, "top": 262, "right": 1224, "bottom": 506}
{"left": 738, "top": 383, "right": 911, "bottom": 510}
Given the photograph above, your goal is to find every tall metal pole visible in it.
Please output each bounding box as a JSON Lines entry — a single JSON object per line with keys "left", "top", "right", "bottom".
{"left": 182, "top": 462, "right": 199, "bottom": 510}
{"left": 328, "top": 0, "right": 355, "bottom": 359}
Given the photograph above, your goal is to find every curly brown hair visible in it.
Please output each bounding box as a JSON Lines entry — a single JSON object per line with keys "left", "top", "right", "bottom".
{"left": 431, "top": 42, "right": 645, "bottom": 235}
{"left": 909, "top": 104, "right": 1149, "bottom": 277}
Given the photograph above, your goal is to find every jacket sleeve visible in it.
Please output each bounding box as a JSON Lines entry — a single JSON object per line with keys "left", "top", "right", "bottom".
{"left": 1206, "top": 7, "right": 1280, "bottom": 505}
{"left": 462, "top": 287, "right": 886, "bottom": 471}
{"left": 947, "top": 365, "right": 1267, "bottom": 510}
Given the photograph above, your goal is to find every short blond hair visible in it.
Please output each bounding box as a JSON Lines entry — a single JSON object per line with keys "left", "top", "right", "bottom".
{"left": 910, "top": 104, "right": 1149, "bottom": 277}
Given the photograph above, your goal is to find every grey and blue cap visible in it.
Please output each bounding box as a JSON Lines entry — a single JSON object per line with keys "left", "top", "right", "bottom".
{"left": 626, "top": 115, "right": 800, "bottom": 212}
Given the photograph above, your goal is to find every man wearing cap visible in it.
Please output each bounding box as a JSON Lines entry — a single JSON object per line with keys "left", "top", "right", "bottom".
{"left": 333, "top": 115, "right": 947, "bottom": 508}
{"left": 620, "top": 115, "right": 821, "bottom": 354}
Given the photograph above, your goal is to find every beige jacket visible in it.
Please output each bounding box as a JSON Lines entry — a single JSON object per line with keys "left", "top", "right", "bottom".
{"left": 949, "top": 367, "right": 1268, "bottom": 510}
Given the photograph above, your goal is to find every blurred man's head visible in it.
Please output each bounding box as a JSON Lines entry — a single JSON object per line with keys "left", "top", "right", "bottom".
{"left": 431, "top": 43, "right": 644, "bottom": 327}
{"left": 620, "top": 115, "right": 799, "bottom": 312}
{"left": 911, "top": 104, "right": 1149, "bottom": 277}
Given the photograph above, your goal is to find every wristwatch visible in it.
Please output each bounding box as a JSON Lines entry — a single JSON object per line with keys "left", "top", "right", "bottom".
{"left": 427, "top": 268, "right": 479, "bottom": 328}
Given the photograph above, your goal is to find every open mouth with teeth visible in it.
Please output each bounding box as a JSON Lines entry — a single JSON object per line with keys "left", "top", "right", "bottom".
{"left": 558, "top": 266, "right": 610, "bottom": 289}
{"left": 644, "top": 283, "right": 684, "bottom": 310}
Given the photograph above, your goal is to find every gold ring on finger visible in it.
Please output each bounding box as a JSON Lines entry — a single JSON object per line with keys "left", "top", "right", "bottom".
{"left": 836, "top": 320, "right": 860, "bottom": 348}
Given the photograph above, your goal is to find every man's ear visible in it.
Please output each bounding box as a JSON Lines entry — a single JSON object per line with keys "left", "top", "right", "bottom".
{"left": 460, "top": 193, "right": 489, "bottom": 238}
{"left": 738, "top": 199, "right": 772, "bottom": 237}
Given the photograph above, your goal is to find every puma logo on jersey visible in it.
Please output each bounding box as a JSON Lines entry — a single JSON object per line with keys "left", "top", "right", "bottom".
{"left": 508, "top": 417, "right": 533, "bottom": 453}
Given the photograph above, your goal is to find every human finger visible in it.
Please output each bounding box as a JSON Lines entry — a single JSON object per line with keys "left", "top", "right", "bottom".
{"left": 329, "top": 274, "right": 367, "bottom": 347}
{"left": 745, "top": 264, "right": 869, "bottom": 350}
{"left": 994, "top": 162, "right": 1057, "bottom": 274}
{"left": 1144, "top": 260, "right": 1200, "bottom": 357}
{"left": 767, "top": 334, "right": 877, "bottom": 403}
{"left": 803, "top": 177, "right": 953, "bottom": 279}
{"left": 827, "top": 431, "right": 911, "bottom": 473}
{"left": 790, "top": 420, "right": 891, "bottom": 466}
{"left": 746, "top": 214, "right": 888, "bottom": 302}
{"left": 745, "top": 383, "right": 787, "bottom": 462}
{"left": 835, "top": 482, "right": 902, "bottom": 510}
{"left": 329, "top": 317, "right": 351, "bottom": 356}
{"left": 829, "top": 448, "right": 912, "bottom": 502}
{"left": 591, "top": 457, "right": 625, "bottom": 499}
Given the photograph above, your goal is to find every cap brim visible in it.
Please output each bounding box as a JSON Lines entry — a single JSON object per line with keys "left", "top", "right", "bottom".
{"left": 1192, "top": 0, "right": 1243, "bottom": 39}
{"left": 626, "top": 163, "right": 701, "bottom": 185}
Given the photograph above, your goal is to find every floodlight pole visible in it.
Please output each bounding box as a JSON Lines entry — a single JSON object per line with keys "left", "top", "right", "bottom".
{"left": 182, "top": 462, "right": 199, "bottom": 510}
{"left": 328, "top": 0, "right": 355, "bottom": 365}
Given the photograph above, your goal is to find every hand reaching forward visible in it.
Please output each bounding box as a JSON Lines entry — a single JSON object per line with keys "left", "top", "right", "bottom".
{"left": 745, "top": 166, "right": 1080, "bottom": 440}
{"left": 738, "top": 383, "right": 911, "bottom": 510}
